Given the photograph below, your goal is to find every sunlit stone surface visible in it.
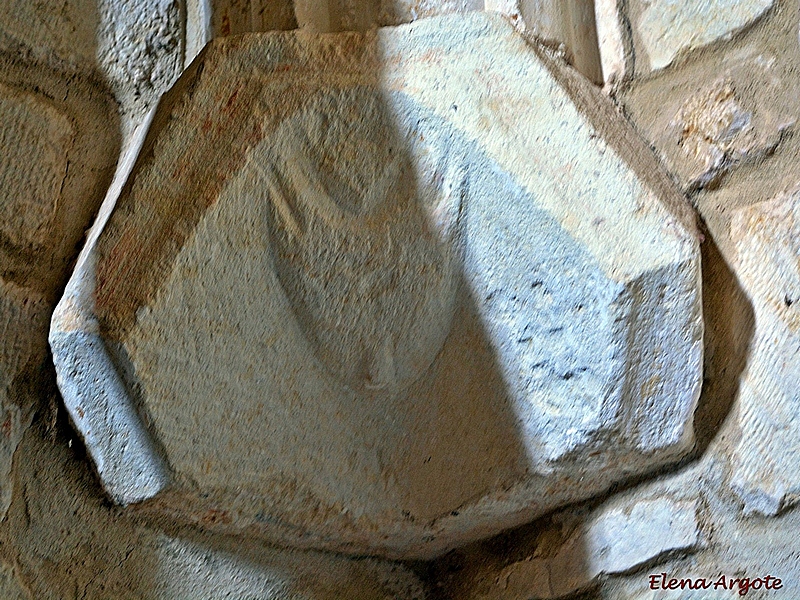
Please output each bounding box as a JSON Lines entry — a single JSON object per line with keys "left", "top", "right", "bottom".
{"left": 730, "top": 188, "right": 800, "bottom": 516}
{"left": 0, "top": 0, "right": 183, "bottom": 115}
{"left": 51, "top": 13, "right": 702, "bottom": 559}
{"left": 634, "top": 0, "right": 774, "bottom": 72}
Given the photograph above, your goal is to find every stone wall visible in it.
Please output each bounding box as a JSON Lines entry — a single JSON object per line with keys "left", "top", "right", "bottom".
{"left": 0, "top": 1, "right": 798, "bottom": 598}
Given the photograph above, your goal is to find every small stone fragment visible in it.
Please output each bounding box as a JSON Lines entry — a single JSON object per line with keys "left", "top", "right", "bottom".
{"left": 730, "top": 188, "right": 800, "bottom": 516}
{"left": 675, "top": 79, "right": 786, "bottom": 188}
{"left": 634, "top": 0, "right": 774, "bottom": 72}
{"left": 51, "top": 13, "right": 702, "bottom": 559}
{"left": 488, "top": 497, "right": 702, "bottom": 599}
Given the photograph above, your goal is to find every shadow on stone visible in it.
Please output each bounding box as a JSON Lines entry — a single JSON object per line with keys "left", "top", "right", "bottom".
{"left": 692, "top": 219, "right": 754, "bottom": 455}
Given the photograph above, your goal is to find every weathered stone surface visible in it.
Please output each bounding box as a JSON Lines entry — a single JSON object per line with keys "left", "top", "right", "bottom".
{"left": 633, "top": 0, "right": 774, "bottom": 73}
{"left": 1, "top": 414, "right": 428, "bottom": 599}
{"left": 0, "top": 54, "right": 119, "bottom": 298}
{"left": 51, "top": 13, "right": 702, "bottom": 559}
{"left": 594, "top": 0, "right": 628, "bottom": 86}
{"left": 0, "top": 562, "right": 28, "bottom": 600}
{"left": 293, "top": 0, "right": 481, "bottom": 32}
{"left": 622, "top": 51, "right": 795, "bottom": 193}
{"left": 729, "top": 188, "right": 800, "bottom": 515}
{"left": 485, "top": 0, "right": 604, "bottom": 83}
{"left": 674, "top": 79, "right": 789, "bottom": 189}
{"left": 0, "top": 33, "right": 119, "bottom": 544}
{"left": 0, "top": 0, "right": 183, "bottom": 115}
{"left": 477, "top": 496, "right": 701, "bottom": 599}
{"left": 0, "top": 278, "right": 48, "bottom": 518}
{"left": 0, "top": 83, "right": 73, "bottom": 249}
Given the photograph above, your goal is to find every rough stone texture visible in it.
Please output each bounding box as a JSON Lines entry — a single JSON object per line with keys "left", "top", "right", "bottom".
{"left": 440, "top": 451, "right": 800, "bottom": 600}
{"left": 96, "top": 0, "right": 183, "bottom": 114}
{"left": 0, "top": 84, "right": 73, "bottom": 249}
{"left": 0, "top": 51, "right": 120, "bottom": 299}
{"left": 0, "top": 56, "right": 118, "bottom": 521}
{"left": 485, "top": 0, "right": 604, "bottom": 83}
{"left": 0, "top": 0, "right": 183, "bottom": 116}
{"left": 589, "top": 452, "right": 800, "bottom": 599}
{"left": 209, "top": 0, "right": 297, "bottom": 36}
{"left": 632, "top": 0, "right": 775, "bottom": 73}
{"left": 293, "top": 0, "right": 482, "bottom": 32}
{"left": 0, "top": 562, "right": 28, "bottom": 600}
{"left": 0, "top": 279, "right": 48, "bottom": 518}
{"left": 154, "top": 537, "right": 427, "bottom": 599}
{"left": 594, "top": 0, "right": 628, "bottom": 86}
{"left": 674, "top": 79, "right": 789, "bottom": 189}
{"left": 624, "top": 47, "right": 795, "bottom": 193}
{"left": 50, "top": 13, "right": 702, "bottom": 559}
{"left": 465, "top": 496, "right": 701, "bottom": 599}
{"left": 598, "top": 2, "right": 800, "bottom": 595}
{"left": 729, "top": 188, "right": 800, "bottom": 516}
{"left": 0, "top": 418, "right": 428, "bottom": 600}
{"left": 185, "top": 0, "right": 298, "bottom": 67}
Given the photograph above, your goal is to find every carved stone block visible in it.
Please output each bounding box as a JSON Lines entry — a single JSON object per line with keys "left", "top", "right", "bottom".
{"left": 51, "top": 13, "right": 702, "bottom": 559}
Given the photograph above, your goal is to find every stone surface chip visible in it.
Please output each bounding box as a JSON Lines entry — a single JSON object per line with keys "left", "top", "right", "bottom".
{"left": 50, "top": 14, "right": 703, "bottom": 559}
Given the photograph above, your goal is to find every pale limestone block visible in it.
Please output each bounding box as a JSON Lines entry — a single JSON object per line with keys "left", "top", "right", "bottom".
{"left": 730, "top": 189, "right": 800, "bottom": 515}
{"left": 51, "top": 13, "right": 702, "bottom": 559}
{"left": 635, "top": 0, "right": 774, "bottom": 72}
{"left": 486, "top": 497, "right": 701, "bottom": 599}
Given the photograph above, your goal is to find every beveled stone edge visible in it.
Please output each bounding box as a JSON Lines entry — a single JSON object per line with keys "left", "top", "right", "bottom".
{"left": 48, "top": 106, "right": 170, "bottom": 505}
